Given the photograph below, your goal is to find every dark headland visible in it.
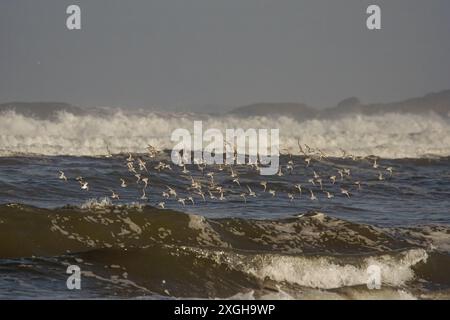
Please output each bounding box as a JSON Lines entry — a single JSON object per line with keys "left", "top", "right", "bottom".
{"left": 1, "top": 89, "right": 449, "bottom": 120}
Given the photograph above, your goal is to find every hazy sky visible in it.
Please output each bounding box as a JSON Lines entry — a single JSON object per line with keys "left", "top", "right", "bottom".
{"left": 1, "top": 0, "right": 449, "bottom": 110}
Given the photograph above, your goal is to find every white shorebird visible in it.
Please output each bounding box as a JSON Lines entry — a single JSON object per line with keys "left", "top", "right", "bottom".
{"left": 354, "top": 181, "right": 362, "bottom": 190}
{"left": 58, "top": 171, "right": 67, "bottom": 182}
{"left": 260, "top": 181, "right": 268, "bottom": 192}
{"left": 138, "top": 158, "right": 148, "bottom": 172}
{"left": 134, "top": 174, "right": 142, "bottom": 183}
{"left": 206, "top": 172, "right": 215, "bottom": 183}
{"left": 162, "top": 191, "right": 170, "bottom": 199}
{"left": 126, "top": 153, "right": 134, "bottom": 162}
{"left": 147, "top": 145, "right": 159, "bottom": 158}
{"left": 247, "top": 185, "right": 256, "bottom": 197}
{"left": 142, "top": 177, "right": 149, "bottom": 188}
{"left": 157, "top": 202, "right": 165, "bottom": 209}
{"left": 178, "top": 198, "right": 186, "bottom": 206}
{"left": 154, "top": 162, "right": 162, "bottom": 171}
{"left": 269, "top": 189, "right": 276, "bottom": 197}
{"left": 286, "top": 161, "right": 294, "bottom": 174}
{"left": 325, "top": 191, "right": 334, "bottom": 199}
{"left": 341, "top": 188, "right": 350, "bottom": 198}
{"left": 233, "top": 178, "right": 241, "bottom": 187}
{"left": 140, "top": 188, "right": 148, "bottom": 200}
{"left": 127, "top": 162, "right": 137, "bottom": 174}
{"left": 197, "top": 190, "right": 206, "bottom": 201}
{"left": 155, "top": 161, "right": 171, "bottom": 172}
{"left": 373, "top": 159, "right": 379, "bottom": 169}
{"left": 305, "top": 158, "right": 311, "bottom": 167}
{"left": 240, "top": 193, "right": 247, "bottom": 203}
{"left": 330, "top": 176, "right": 336, "bottom": 184}
{"left": 309, "top": 189, "right": 317, "bottom": 201}
{"left": 120, "top": 179, "right": 127, "bottom": 188}
{"left": 318, "top": 149, "right": 327, "bottom": 160}
{"left": 187, "top": 196, "right": 195, "bottom": 205}
{"left": 80, "top": 181, "right": 89, "bottom": 191}
{"left": 294, "top": 184, "right": 302, "bottom": 194}
{"left": 386, "top": 167, "right": 393, "bottom": 176}
{"left": 110, "top": 190, "right": 120, "bottom": 200}
{"left": 190, "top": 177, "right": 201, "bottom": 190}
{"left": 288, "top": 193, "right": 294, "bottom": 202}
{"left": 166, "top": 186, "right": 177, "bottom": 198}
{"left": 182, "top": 165, "right": 190, "bottom": 174}
{"left": 219, "top": 192, "right": 225, "bottom": 201}
{"left": 297, "top": 141, "right": 306, "bottom": 156}
{"left": 277, "top": 167, "right": 284, "bottom": 177}
{"left": 317, "top": 178, "right": 323, "bottom": 190}
{"left": 378, "top": 171, "right": 385, "bottom": 181}
{"left": 313, "top": 171, "right": 320, "bottom": 179}
{"left": 208, "top": 191, "right": 217, "bottom": 200}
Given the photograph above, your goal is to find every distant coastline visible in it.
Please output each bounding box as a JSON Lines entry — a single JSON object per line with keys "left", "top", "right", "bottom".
{"left": 229, "top": 89, "right": 450, "bottom": 119}
{"left": 1, "top": 89, "right": 450, "bottom": 120}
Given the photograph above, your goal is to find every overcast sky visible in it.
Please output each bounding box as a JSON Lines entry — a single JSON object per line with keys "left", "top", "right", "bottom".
{"left": 1, "top": 0, "right": 449, "bottom": 110}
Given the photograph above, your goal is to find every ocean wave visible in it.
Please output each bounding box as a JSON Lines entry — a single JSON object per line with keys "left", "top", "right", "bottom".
{"left": 182, "top": 246, "right": 428, "bottom": 289}
{"left": 1, "top": 110, "right": 450, "bottom": 158}
{"left": 1, "top": 203, "right": 449, "bottom": 298}
{"left": 2, "top": 203, "right": 449, "bottom": 258}
{"left": 0, "top": 204, "right": 416, "bottom": 258}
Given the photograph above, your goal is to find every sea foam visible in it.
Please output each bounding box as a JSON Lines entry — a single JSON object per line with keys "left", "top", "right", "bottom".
{"left": 1, "top": 110, "right": 449, "bottom": 158}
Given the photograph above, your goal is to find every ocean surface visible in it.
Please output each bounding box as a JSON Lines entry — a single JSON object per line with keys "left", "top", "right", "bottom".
{"left": 0, "top": 110, "right": 450, "bottom": 299}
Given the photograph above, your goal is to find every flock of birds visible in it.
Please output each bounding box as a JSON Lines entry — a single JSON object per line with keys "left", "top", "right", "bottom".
{"left": 57, "top": 142, "right": 394, "bottom": 210}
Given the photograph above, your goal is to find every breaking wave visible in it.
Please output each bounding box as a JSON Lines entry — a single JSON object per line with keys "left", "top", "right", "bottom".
{"left": 1, "top": 110, "right": 450, "bottom": 158}
{"left": 1, "top": 203, "right": 449, "bottom": 299}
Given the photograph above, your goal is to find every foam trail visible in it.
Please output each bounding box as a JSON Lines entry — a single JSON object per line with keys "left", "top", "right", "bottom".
{"left": 190, "top": 247, "right": 428, "bottom": 289}
{"left": 1, "top": 110, "right": 450, "bottom": 158}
